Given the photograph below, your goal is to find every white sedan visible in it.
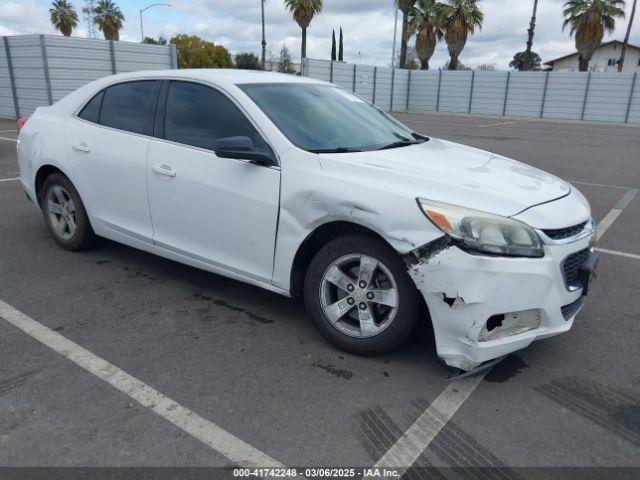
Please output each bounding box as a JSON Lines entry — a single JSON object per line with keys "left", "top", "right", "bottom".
{"left": 17, "top": 69, "right": 597, "bottom": 372}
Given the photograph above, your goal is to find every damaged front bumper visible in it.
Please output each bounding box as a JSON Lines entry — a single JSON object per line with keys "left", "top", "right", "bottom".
{"left": 407, "top": 234, "right": 595, "bottom": 371}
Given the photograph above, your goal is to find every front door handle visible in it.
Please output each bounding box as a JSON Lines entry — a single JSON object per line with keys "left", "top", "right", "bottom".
{"left": 152, "top": 165, "right": 176, "bottom": 177}
{"left": 72, "top": 142, "right": 90, "bottom": 153}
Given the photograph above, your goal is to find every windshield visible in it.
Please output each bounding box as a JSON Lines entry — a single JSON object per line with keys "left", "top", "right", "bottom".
{"left": 239, "top": 83, "right": 424, "bottom": 153}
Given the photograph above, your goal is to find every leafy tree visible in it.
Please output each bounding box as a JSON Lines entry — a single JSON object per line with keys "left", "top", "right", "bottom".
{"left": 619, "top": 0, "right": 637, "bottom": 70}
{"left": 283, "top": 0, "right": 323, "bottom": 61}
{"left": 563, "top": 0, "right": 625, "bottom": 71}
{"left": 142, "top": 36, "right": 167, "bottom": 45}
{"left": 235, "top": 52, "right": 262, "bottom": 70}
{"left": 50, "top": 0, "right": 78, "bottom": 37}
{"left": 338, "top": 27, "right": 344, "bottom": 61}
{"left": 331, "top": 29, "right": 336, "bottom": 61}
{"left": 278, "top": 45, "right": 297, "bottom": 73}
{"left": 438, "top": 0, "right": 484, "bottom": 70}
{"left": 89, "top": 0, "right": 125, "bottom": 41}
{"left": 170, "top": 34, "right": 233, "bottom": 68}
{"left": 510, "top": 51, "right": 542, "bottom": 70}
{"left": 396, "top": 0, "right": 416, "bottom": 68}
{"left": 409, "top": 0, "right": 444, "bottom": 70}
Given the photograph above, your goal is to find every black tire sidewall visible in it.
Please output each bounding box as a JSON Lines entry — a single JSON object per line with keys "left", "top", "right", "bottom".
{"left": 41, "top": 173, "right": 95, "bottom": 251}
{"left": 304, "top": 234, "right": 420, "bottom": 355}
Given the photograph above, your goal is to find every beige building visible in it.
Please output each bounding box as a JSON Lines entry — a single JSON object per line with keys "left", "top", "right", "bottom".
{"left": 545, "top": 40, "right": 640, "bottom": 73}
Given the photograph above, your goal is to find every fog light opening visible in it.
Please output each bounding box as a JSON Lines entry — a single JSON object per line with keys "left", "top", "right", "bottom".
{"left": 486, "top": 314, "right": 504, "bottom": 332}
{"left": 478, "top": 309, "right": 541, "bottom": 342}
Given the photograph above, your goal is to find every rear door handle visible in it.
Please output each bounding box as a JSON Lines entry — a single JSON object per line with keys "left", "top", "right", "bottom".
{"left": 72, "top": 142, "right": 90, "bottom": 153}
{"left": 152, "top": 165, "right": 176, "bottom": 177}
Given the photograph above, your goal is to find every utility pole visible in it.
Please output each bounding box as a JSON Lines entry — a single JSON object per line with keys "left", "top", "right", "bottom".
{"left": 619, "top": 0, "right": 637, "bottom": 72}
{"left": 391, "top": 5, "right": 399, "bottom": 68}
{"left": 83, "top": 0, "right": 96, "bottom": 39}
{"left": 524, "top": 0, "right": 539, "bottom": 70}
{"left": 261, "top": 0, "right": 267, "bottom": 70}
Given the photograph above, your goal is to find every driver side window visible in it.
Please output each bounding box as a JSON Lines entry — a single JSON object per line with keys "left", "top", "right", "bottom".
{"left": 162, "top": 81, "right": 268, "bottom": 153}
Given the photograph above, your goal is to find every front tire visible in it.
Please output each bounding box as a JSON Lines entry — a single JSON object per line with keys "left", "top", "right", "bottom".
{"left": 304, "top": 234, "right": 420, "bottom": 355}
{"left": 41, "top": 173, "right": 96, "bottom": 251}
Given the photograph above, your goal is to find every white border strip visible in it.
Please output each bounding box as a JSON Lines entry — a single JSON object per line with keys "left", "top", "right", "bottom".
{"left": 0, "top": 177, "right": 19, "bottom": 182}
{"left": 0, "top": 299, "right": 283, "bottom": 468}
{"left": 0, "top": 136, "right": 17, "bottom": 142}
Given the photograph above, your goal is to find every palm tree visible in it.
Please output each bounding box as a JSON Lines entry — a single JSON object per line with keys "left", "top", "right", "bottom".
{"left": 523, "top": 0, "right": 540, "bottom": 70}
{"left": 562, "top": 0, "right": 626, "bottom": 71}
{"left": 91, "top": 0, "right": 125, "bottom": 41}
{"left": 396, "top": 0, "right": 416, "bottom": 68}
{"left": 409, "top": 0, "right": 444, "bottom": 70}
{"left": 619, "top": 0, "right": 637, "bottom": 71}
{"left": 438, "top": 0, "right": 484, "bottom": 70}
{"left": 283, "top": 0, "right": 323, "bottom": 61}
{"left": 49, "top": 0, "right": 79, "bottom": 37}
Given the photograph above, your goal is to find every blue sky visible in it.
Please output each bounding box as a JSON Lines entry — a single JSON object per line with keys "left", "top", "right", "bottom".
{"left": 1, "top": 0, "right": 639, "bottom": 69}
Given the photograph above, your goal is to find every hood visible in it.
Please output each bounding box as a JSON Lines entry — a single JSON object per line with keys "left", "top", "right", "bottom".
{"left": 318, "top": 137, "right": 571, "bottom": 218}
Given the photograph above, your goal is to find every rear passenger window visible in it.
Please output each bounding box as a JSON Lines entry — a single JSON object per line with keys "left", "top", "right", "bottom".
{"left": 163, "top": 81, "right": 266, "bottom": 151}
{"left": 78, "top": 90, "right": 103, "bottom": 123}
{"left": 99, "top": 81, "right": 157, "bottom": 135}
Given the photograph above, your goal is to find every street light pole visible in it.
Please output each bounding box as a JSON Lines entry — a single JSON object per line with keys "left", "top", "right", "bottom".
{"left": 139, "top": 3, "right": 171, "bottom": 43}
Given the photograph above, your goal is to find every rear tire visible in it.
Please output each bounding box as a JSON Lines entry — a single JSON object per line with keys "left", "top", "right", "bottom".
{"left": 304, "top": 234, "right": 420, "bottom": 355}
{"left": 41, "top": 173, "right": 96, "bottom": 251}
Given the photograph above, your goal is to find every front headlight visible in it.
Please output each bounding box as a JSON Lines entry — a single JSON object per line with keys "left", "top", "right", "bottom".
{"left": 417, "top": 198, "right": 544, "bottom": 258}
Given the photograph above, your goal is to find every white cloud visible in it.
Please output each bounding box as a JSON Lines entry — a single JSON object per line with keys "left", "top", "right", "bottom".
{"left": 0, "top": 0, "right": 55, "bottom": 36}
{"left": 195, "top": 22, "right": 208, "bottom": 33}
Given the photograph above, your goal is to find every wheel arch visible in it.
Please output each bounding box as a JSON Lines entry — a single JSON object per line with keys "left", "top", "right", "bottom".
{"left": 34, "top": 164, "right": 70, "bottom": 206}
{"left": 289, "top": 220, "right": 400, "bottom": 298}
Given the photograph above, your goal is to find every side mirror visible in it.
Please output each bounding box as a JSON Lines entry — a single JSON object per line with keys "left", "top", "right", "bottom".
{"left": 214, "top": 136, "right": 276, "bottom": 167}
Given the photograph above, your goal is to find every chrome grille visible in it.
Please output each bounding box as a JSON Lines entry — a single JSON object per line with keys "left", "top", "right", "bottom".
{"left": 543, "top": 221, "right": 588, "bottom": 240}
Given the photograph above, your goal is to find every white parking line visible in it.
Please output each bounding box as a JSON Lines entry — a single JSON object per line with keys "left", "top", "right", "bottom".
{"left": 570, "top": 180, "right": 632, "bottom": 190}
{"left": 0, "top": 136, "right": 18, "bottom": 142}
{"left": 595, "top": 247, "right": 640, "bottom": 260}
{"left": 0, "top": 129, "right": 17, "bottom": 133}
{"left": 0, "top": 299, "right": 285, "bottom": 468}
{"left": 596, "top": 188, "right": 639, "bottom": 241}
{"left": 371, "top": 374, "right": 485, "bottom": 473}
{"left": 477, "top": 121, "right": 523, "bottom": 127}
{"left": 0, "top": 177, "right": 19, "bottom": 182}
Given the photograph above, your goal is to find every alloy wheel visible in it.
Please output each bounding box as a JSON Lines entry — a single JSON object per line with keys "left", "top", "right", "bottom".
{"left": 319, "top": 254, "right": 399, "bottom": 338}
{"left": 47, "top": 185, "right": 77, "bottom": 241}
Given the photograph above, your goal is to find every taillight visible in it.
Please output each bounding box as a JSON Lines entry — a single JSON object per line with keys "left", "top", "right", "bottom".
{"left": 17, "top": 116, "right": 29, "bottom": 133}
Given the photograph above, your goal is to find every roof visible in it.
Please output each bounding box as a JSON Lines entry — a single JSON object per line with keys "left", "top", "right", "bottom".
{"left": 48, "top": 68, "right": 327, "bottom": 116}
{"left": 544, "top": 40, "right": 640, "bottom": 66}
{"left": 104, "top": 68, "right": 323, "bottom": 85}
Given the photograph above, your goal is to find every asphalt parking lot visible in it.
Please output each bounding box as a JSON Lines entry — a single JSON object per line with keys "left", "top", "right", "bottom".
{"left": 1, "top": 113, "right": 639, "bottom": 476}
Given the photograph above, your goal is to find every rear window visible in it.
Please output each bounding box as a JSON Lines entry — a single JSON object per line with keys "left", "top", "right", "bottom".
{"left": 78, "top": 90, "right": 103, "bottom": 123}
{"left": 99, "top": 81, "right": 157, "bottom": 135}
